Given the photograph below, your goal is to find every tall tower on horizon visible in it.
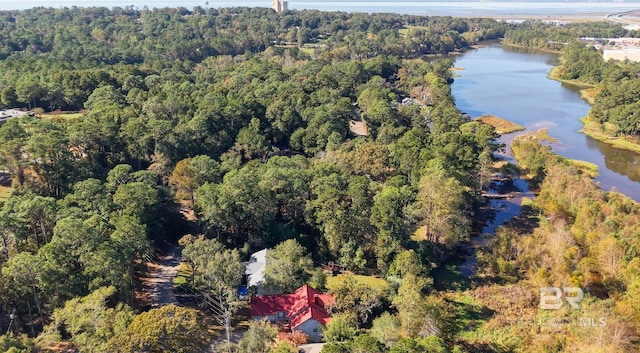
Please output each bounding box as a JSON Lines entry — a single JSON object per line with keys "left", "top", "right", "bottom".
{"left": 272, "top": 0, "right": 288, "bottom": 13}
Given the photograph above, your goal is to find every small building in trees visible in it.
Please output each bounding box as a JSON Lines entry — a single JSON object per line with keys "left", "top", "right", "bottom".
{"left": 245, "top": 248, "right": 268, "bottom": 295}
{"left": 250, "top": 284, "right": 335, "bottom": 342}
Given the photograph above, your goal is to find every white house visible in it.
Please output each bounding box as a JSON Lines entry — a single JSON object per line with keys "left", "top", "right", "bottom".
{"left": 245, "top": 248, "right": 268, "bottom": 295}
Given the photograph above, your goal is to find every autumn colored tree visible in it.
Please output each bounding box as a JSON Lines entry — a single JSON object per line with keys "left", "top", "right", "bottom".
{"left": 328, "top": 274, "right": 383, "bottom": 328}
{"left": 169, "top": 155, "right": 220, "bottom": 205}
{"left": 105, "top": 305, "right": 208, "bottom": 353}
{"left": 236, "top": 319, "right": 278, "bottom": 353}
{"left": 38, "top": 286, "right": 135, "bottom": 353}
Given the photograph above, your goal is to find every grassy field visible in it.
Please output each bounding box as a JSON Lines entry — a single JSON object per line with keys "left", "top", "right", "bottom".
{"left": 299, "top": 47, "right": 315, "bottom": 55}
{"left": 0, "top": 185, "right": 12, "bottom": 202}
{"left": 326, "top": 272, "right": 389, "bottom": 291}
{"left": 476, "top": 115, "right": 525, "bottom": 135}
{"left": 399, "top": 25, "right": 429, "bottom": 37}
{"left": 512, "top": 129, "right": 599, "bottom": 178}
{"left": 579, "top": 87, "right": 598, "bottom": 104}
{"left": 41, "top": 111, "right": 84, "bottom": 120}
{"left": 580, "top": 116, "right": 640, "bottom": 154}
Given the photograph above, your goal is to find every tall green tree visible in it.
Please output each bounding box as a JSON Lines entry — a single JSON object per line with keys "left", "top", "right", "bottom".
{"left": 24, "top": 120, "right": 75, "bottom": 198}
{"left": 371, "top": 312, "right": 401, "bottom": 348}
{"left": 392, "top": 274, "right": 430, "bottom": 338}
{"left": 370, "top": 185, "right": 413, "bottom": 269}
{"left": 0, "top": 119, "right": 29, "bottom": 187}
{"left": 0, "top": 193, "right": 57, "bottom": 252}
{"left": 2, "top": 252, "right": 46, "bottom": 323}
{"left": 350, "top": 334, "right": 385, "bottom": 353}
{"left": 322, "top": 314, "right": 356, "bottom": 343}
{"left": 182, "top": 237, "right": 244, "bottom": 345}
{"left": 62, "top": 178, "right": 113, "bottom": 215}
{"left": 264, "top": 239, "right": 313, "bottom": 294}
{"left": 415, "top": 166, "right": 469, "bottom": 248}
{"left": 258, "top": 155, "right": 311, "bottom": 238}
{"left": 0, "top": 333, "right": 35, "bottom": 353}
{"left": 112, "top": 181, "right": 159, "bottom": 223}
{"left": 392, "top": 274, "right": 454, "bottom": 340}
{"left": 196, "top": 164, "right": 275, "bottom": 246}
{"left": 230, "top": 118, "right": 269, "bottom": 162}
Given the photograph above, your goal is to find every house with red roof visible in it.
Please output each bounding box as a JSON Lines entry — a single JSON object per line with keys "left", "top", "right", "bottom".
{"left": 249, "top": 284, "right": 335, "bottom": 342}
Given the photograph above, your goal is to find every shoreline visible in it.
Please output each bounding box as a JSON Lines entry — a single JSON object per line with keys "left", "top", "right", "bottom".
{"left": 501, "top": 41, "right": 562, "bottom": 54}
{"left": 579, "top": 116, "right": 640, "bottom": 154}
{"left": 547, "top": 65, "right": 597, "bottom": 103}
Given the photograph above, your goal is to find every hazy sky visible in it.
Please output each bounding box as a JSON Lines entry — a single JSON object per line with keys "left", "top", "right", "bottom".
{"left": 0, "top": 0, "right": 638, "bottom": 14}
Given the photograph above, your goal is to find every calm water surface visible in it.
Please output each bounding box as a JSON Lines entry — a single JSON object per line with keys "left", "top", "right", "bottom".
{"left": 452, "top": 42, "right": 640, "bottom": 202}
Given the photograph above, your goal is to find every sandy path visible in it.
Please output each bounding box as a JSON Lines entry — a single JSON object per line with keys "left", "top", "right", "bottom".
{"left": 147, "top": 245, "right": 182, "bottom": 307}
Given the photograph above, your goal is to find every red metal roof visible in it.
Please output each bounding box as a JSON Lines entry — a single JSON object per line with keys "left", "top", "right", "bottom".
{"left": 250, "top": 284, "right": 335, "bottom": 329}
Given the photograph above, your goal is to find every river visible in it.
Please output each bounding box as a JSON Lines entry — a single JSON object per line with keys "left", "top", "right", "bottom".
{"left": 452, "top": 42, "right": 640, "bottom": 202}
{"left": 453, "top": 42, "right": 640, "bottom": 276}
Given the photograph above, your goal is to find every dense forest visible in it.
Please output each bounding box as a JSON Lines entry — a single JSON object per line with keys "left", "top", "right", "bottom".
{"left": 0, "top": 6, "right": 639, "bottom": 353}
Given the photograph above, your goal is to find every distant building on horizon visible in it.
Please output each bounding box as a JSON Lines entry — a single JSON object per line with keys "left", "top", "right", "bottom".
{"left": 272, "top": 0, "right": 288, "bottom": 13}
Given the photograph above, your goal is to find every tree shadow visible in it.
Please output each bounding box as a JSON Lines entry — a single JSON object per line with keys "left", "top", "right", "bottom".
{"left": 432, "top": 262, "right": 472, "bottom": 292}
